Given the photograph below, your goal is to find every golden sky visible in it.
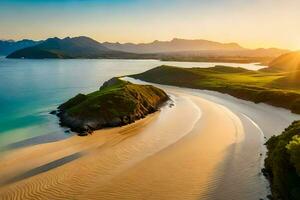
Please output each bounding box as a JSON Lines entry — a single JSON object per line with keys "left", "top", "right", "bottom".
{"left": 1, "top": 0, "right": 300, "bottom": 50}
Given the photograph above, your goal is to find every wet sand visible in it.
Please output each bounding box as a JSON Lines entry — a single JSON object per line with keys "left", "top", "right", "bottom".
{"left": 1, "top": 82, "right": 299, "bottom": 200}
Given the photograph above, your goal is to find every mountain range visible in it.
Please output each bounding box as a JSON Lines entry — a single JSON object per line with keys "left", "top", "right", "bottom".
{"left": 7, "top": 37, "right": 139, "bottom": 59}
{"left": 0, "top": 39, "right": 41, "bottom": 55}
{"left": 102, "top": 38, "right": 243, "bottom": 53}
{"left": 3, "top": 36, "right": 290, "bottom": 60}
{"left": 103, "top": 38, "right": 289, "bottom": 58}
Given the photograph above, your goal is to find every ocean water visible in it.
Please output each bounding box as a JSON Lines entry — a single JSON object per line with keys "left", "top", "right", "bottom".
{"left": 0, "top": 58, "right": 265, "bottom": 150}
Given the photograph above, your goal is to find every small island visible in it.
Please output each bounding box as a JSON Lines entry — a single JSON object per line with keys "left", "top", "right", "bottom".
{"left": 56, "top": 77, "right": 168, "bottom": 135}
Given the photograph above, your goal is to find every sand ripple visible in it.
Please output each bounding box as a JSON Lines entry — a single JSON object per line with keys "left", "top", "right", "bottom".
{"left": 0, "top": 93, "right": 202, "bottom": 200}
{"left": 2, "top": 83, "right": 298, "bottom": 200}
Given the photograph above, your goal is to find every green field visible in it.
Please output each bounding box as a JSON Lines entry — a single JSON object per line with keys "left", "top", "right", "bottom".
{"left": 130, "top": 62, "right": 300, "bottom": 200}
{"left": 131, "top": 65, "right": 300, "bottom": 114}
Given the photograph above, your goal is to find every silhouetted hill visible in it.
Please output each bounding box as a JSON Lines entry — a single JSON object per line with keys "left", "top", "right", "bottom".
{"left": 7, "top": 36, "right": 136, "bottom": 59}
{"left": 103, "top": 38, "right": 243, "bottom": 53}
{"left": 102, "top": 38, "right": 289, "bottom": 59}
{"left": 0, "top": 39, "right": 41, "bottom": 55}
{"left": 6, "top": 36, "right": 289, "bottom": 61}
{"left": 269, "top": 51, "right": 300, "bottom": 71}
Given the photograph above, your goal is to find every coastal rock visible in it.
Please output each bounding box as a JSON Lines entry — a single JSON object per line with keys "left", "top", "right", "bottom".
{"left": 49, "top": 110, "right": 57, "bottom": 115}
{"left": 57, "top": 77, "right": 168, "bottom": 134}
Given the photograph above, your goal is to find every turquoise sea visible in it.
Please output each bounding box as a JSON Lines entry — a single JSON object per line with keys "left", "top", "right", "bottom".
{"left": 0, "top": 58, "right": 265, "bottom": 151}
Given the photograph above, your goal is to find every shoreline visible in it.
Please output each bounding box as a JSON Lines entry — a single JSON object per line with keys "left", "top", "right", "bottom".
{"left": 1, "top": 83, "right": 299, "bottom": 199}
{"left": 129, "top": 65, "right": 300, "bottom": 114}
{"left": 0, "top": 113, "right": 159, "bottom": 187}
{"left": 125, "top": 78, "right": 300, "bottom": 199}
{"left": 0, "top": 91, "right": 203, "bottom": 199}
{"left": 0, "top": 90, "right": 234, "bottom": 200}
{"left": 5, "top": 56, "right": 266, "bottom": 65}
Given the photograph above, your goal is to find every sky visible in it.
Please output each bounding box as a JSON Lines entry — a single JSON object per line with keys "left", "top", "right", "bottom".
{"left": 1, "top": 0, "right": 300, "bottom": 50}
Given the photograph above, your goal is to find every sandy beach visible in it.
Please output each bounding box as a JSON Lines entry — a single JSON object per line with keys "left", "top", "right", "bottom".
{"left": 0, "top": 83, "right": 299, "bottom": 200}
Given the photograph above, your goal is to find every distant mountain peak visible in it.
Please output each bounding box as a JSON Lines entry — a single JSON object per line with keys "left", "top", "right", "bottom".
{"left": 0, "top": 39, "right": 41, "bottom": 55}
{"left": 2, "top": 36, "right": 289, "bottom": 59}
{"left": 45, "top": 37, "right": 60, "bottom": 42}
{"left": 6, "top": 36, "right": 136, "bottom": 59}
{"left": 103, "top": 38, "right": 244, "bottom": 53}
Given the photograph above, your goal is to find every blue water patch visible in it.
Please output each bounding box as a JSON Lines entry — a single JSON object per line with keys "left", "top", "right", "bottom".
{"left": 0, "top": 58, "right": 264, "bottom": 150}
{"left": 0, "top": 58, "right": 159, "bottom": 149}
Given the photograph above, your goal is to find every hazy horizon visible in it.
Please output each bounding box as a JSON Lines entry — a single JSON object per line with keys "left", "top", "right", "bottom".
{"left": 0, "top": 35, "right": 293, "bottom": 51}
{"left": 1, "top": 0, "right": 300, "bottom": 50}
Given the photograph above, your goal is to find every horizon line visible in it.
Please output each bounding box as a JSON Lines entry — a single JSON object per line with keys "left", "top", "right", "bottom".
{"left": 1, "top": 35, "right": 293, "bottom": 51}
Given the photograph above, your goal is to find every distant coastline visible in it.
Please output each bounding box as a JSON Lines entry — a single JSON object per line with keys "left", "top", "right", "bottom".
{"left": 2, "top": 36, "right": 288, "bottom": 65}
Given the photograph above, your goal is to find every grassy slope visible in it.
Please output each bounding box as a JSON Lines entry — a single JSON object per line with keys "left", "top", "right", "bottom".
{"left": 131, "top": 65, "right": 300, "bottom": 114}
{"left": 58, "top": 78, "right": 168, "bottom": 133}
{"left": 269, "top": 51, "right": 300, "bottom": 71}
{"left": 160, "top": 55, "right": 274, "bottom": 64}
{"left": 131, "top": 64, "right": 300, "bottom": 199}
{"left": 265, "top": 121, "right": 300, "bottom": 200}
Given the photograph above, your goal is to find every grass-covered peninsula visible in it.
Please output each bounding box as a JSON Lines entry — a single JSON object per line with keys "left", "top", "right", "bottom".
{"left": 57, "top": 77, "right": 168, "bottom": 135}
{"left": 131, "top": 65, "right": 300, "bottom": 114}
{"left": 264, "top": 121, "right": 300, "bottom": 200}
